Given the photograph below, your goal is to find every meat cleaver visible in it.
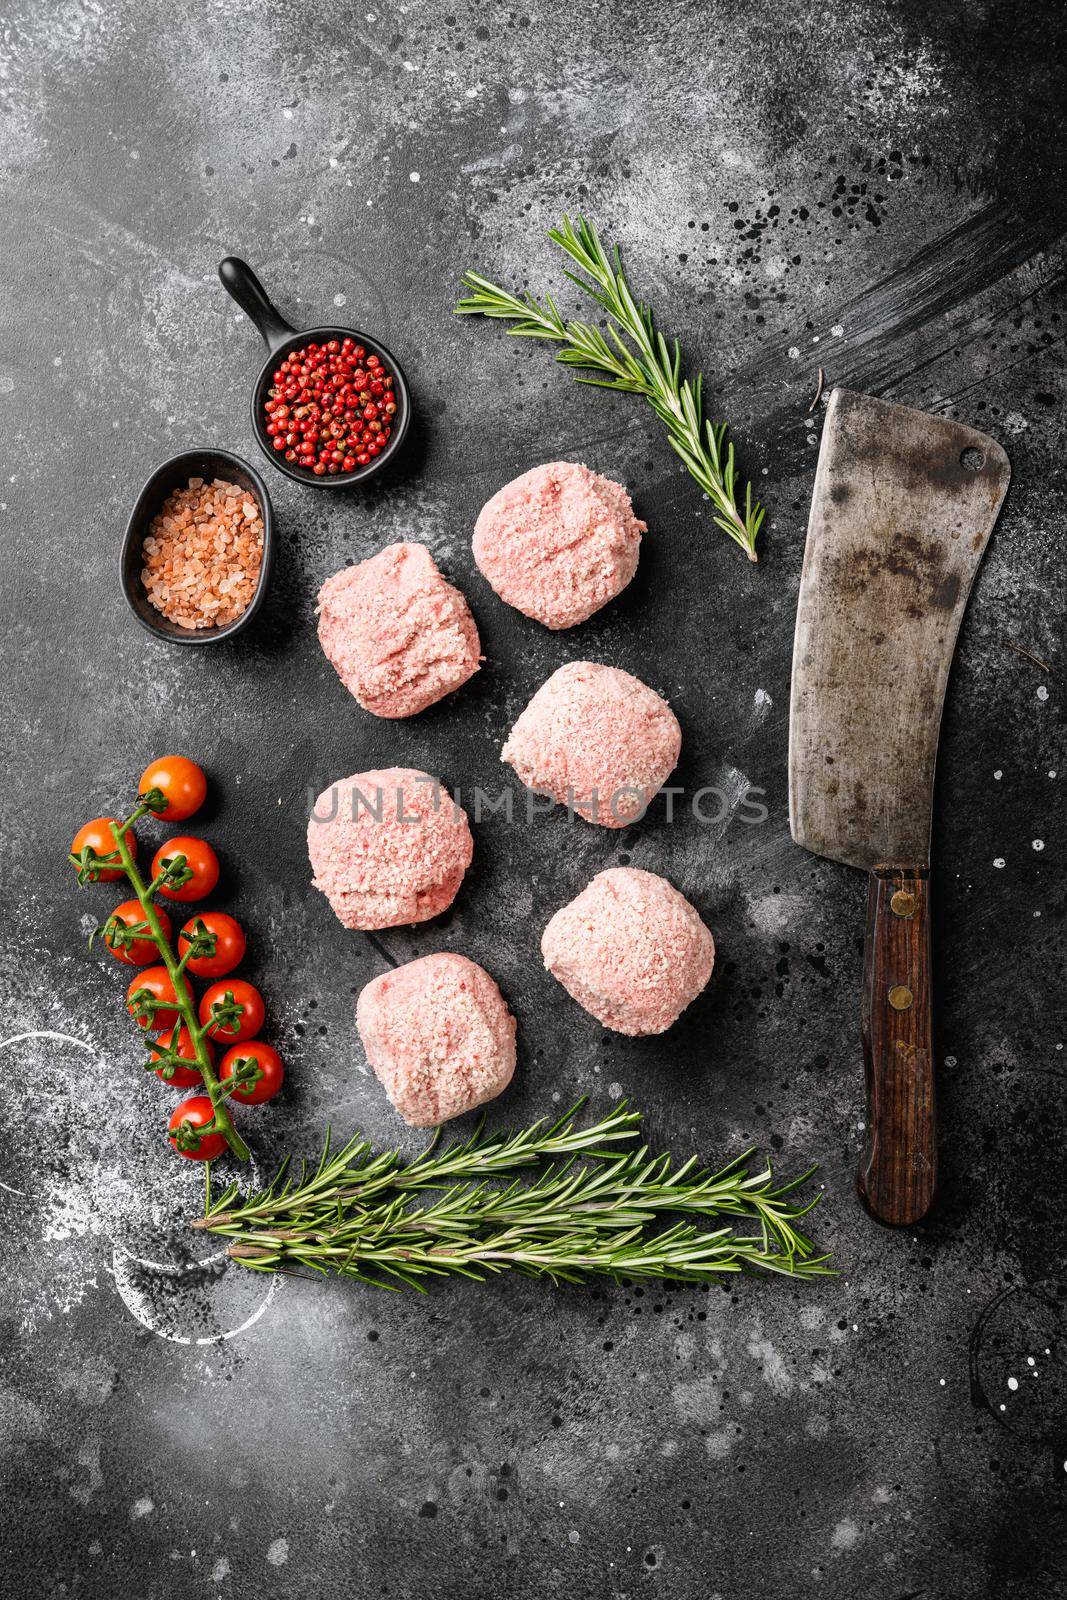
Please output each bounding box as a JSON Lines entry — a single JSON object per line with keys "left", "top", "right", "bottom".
{"left": 789, "top": 388, "right": 1010, "bottom": 1226}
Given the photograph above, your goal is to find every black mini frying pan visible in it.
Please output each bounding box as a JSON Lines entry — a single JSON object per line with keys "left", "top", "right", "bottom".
{"left": 218, "top": 256, "right": 411, "bottom": 490}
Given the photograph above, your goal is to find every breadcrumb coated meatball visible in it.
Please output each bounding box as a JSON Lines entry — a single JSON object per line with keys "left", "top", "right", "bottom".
{"left": 317, "top": 543, "right": 480, "bottom": 718}
{"left": 502, "top": 661, "right": 681, "bottom": 827}
{"left": 308, "top": 767, "right": 472, "bottom": 931}
{"left": 473, "top": 461, "right": 643, "bottom": 629}
{"left": 541, "top": 867, "right": 714, "bottom": 1035}
{"left": 356, "top": 953, "right": 516, "bottom": 1126}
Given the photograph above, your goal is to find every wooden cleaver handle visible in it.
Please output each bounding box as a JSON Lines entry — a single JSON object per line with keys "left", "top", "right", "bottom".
{"left": 857, "top": 865, "right": 936, "bottom": 1226}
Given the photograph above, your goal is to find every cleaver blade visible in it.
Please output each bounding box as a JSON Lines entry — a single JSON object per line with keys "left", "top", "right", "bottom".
{"left": 789, "top": 387, "right": 1010, "bottom": 1225}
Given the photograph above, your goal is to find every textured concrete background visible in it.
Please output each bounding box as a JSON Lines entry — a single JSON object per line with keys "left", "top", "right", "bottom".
{"left": 1, "top": 1, "right": 1064, "bottom": 1595}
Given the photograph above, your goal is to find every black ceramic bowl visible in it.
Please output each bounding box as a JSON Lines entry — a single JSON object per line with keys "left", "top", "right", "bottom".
{"left": 218, "top": 256, "right": 411, "bottom": 490}
{"left": 121, "top": 448, "right": 274, "bottom": 645}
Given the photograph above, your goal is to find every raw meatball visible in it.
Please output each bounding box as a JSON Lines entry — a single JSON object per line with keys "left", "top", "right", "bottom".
{"left": 473, "top": 461, "right": 644, "bottom": 629}
{"left": 541, "top": 867, "right": 714, "bottom": 1036}
{"left": 356, "top": 953, "right": 517, "bottom": 1127}
{"left": 308, "top": 767, "right": 473, "bottom": 930}
{"left": 317, "top": 542, "right": 481, "bottom": 718}
{"left": 502, "top": 661, "right": 681, "bottom": 828}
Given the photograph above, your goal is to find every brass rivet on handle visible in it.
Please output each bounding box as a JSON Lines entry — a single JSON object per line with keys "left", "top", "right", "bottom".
{"left": 888, "top": 985, "right": 914, "bottom": 1011}
{"left": 890, "top": 890, "right": 916, "bottom": 918}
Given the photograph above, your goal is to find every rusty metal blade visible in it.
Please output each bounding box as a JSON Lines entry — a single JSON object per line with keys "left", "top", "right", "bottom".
{"left": 789, "top": 388, "right": 1010, "bottom": 871}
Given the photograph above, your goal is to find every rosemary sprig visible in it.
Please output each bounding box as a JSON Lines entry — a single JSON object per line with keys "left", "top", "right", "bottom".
{"left": 194, "top": 1099, "right": 641, "bottom": 1226}
{"left": 195, "top": 1102, "right": 831, "bottom": 1291}
{"left": 455, "top": 214, "right": 765, "bottom": 561}
{"left": 226, "top": 1225, "right": 819, "bottom": 1291}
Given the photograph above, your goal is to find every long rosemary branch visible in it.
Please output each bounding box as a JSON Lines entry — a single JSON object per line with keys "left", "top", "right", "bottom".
{"left": 193, "top": 1099, "right": 641, "bottom": 1226}
{"left": 455, "top": 214, "right": 765, "bottom": 561}
{"left": 226, "top": 1225, "right": 823, "bottom": 1291}
{"left": 195, "top": 1103, "right": 831, "bottom": 1291}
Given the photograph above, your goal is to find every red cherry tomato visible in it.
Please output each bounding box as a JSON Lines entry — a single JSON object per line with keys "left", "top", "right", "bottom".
{"left": 139, "top": 756, "right": 208, "bottom": 822}
{"left": 177, "top": 912, "right": 247, "bottom": 978}
{"left": 151, "top": 837, "right": 220, "bottom": 903}
{"left": 220, "top": 1041, "right": 284, "bottom": 1105}
{"left": 150, "top": 1026, "right": 213, "bottom": 1088}
{"left": 126, "top": 965, "right": 181, "bottom": 1030}
{"left": 199, "top": 979, "right": 265, "bottom": 1043}
{"left": 70, "top": 817, "right": 136, "bottom": 882}
{"left": 103, "top": 901, "right": 172, "bottom": 966}
{"left": 167, "top": 1095, "right": 227, "bottom": 1161}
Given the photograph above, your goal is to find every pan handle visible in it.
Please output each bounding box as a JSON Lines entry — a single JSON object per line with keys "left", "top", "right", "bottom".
{"left": 857, "top": 865, "right": 937, "bottom": 1225}
{"left": 218, "top": 257, "right": 296, "bottom": 354}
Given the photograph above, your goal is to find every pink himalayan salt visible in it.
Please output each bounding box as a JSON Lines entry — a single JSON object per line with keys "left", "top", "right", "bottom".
{"left": 141, "top": 477, "right": 263, "bottom": 629}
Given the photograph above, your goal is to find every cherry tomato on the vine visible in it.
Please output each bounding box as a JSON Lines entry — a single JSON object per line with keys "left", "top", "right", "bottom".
{"left": 139, "top": 756, "right": 207, "bottom": 823}
{"left": 178, "top": 911, "right": 246, "bottom": 978}
{"left": 151, "top": 836, "right": 220, "bottom": 903}
{"left": 70, "top": 817, "right": 135, "bottom": 883}
{"left": 199, "top": 979, "right": 266, "bottom": 1043}
{"left": 167, "top": 1095, "right": 227, "bottom": 1161}
{"left": 103, "top": 901, "right": 172, "bottom": 966}
{"left": 220, "top": 1041, "right": 284, "bottom": 1105}
{"left": 126, "top": 965, "right": 181, "bottom": 1030}
{"left": 150, "top": 1026, "right": 213, "bottom": 1088}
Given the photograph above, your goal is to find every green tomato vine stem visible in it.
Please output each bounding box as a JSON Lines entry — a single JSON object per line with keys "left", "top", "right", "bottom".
{"left": 108, "top": 810, "right": 249, "bottom": 1162}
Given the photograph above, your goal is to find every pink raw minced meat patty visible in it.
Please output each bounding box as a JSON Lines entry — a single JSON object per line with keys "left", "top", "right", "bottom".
{"left": 541, "top": 867, "right": 714, "bottom": 1036}
{"left": 316, "top": 542, "right": 481, "bottom": 718}
{"left": 502, "top": 661, "right": 681, "bottom": 827}
{"left": 356, "top": 953, "right": 517, "bottom": 1127}
{"left": 308, "top": 767, "right": 473, "bottom": 931}
{"left": 472, "top": 461, "right": 644, "bottom": 629}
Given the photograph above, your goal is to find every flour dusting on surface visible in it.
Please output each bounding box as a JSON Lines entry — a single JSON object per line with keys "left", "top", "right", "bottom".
{"left": 0, "top": 1030, "right": 277, "bottom": 1344}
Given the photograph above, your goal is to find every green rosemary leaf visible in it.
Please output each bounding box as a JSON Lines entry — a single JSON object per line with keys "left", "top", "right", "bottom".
{"left": 197, "top": 1103, "right": 831, "bottom": 1292}
{"left": 456, "top": 216, "right": 764, "bottom": 560}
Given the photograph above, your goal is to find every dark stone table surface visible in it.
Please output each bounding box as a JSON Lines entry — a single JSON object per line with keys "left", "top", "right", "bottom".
{"left": 1, "top": 2, "right": 1064, "bottom": 1596}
